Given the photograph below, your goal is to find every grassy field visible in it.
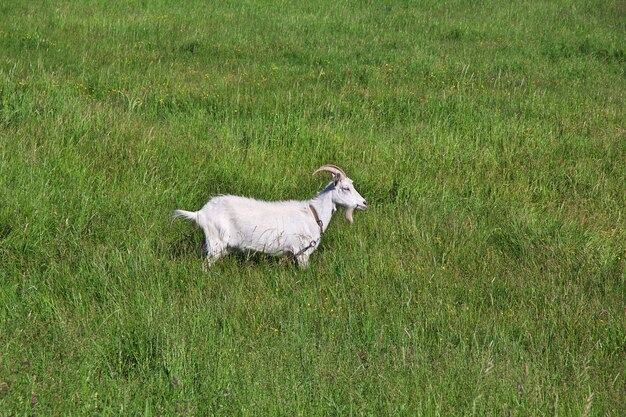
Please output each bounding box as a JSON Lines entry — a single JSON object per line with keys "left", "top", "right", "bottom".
{"left": 1, "top": 0, "right": 624, "bottom": 415}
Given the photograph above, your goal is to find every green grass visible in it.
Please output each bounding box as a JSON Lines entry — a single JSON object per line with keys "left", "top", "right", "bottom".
{"left": 1, "top": 0, "right": 624, "bottom": 415}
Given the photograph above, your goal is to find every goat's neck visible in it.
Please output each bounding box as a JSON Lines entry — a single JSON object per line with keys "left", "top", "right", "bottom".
{"left": 309, "top": 188, "right": 335, "bottom": 233}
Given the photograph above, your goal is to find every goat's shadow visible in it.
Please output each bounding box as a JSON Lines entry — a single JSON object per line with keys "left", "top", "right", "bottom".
{"left": 169, "top": 235, "right": 328, "bottom": 269}
{"left": 226, "top": 249, "right": 297, "bottom": 268}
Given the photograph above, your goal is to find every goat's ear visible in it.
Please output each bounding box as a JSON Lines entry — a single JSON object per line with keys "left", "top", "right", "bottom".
{"left": 333, "top": 173, "right": 341, "bottom": 185}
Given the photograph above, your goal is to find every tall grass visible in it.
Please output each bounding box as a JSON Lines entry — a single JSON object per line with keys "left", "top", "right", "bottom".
{"left": 1, "top": 0, "right": 624, "bottom": 415}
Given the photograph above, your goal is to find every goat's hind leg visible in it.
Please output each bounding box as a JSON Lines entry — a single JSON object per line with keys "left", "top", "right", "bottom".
{"left": 204, "top": 239, "right": 227, "bottom": 268}
{"left": 201, "top": 240, "right": 226, "bottom": 272}
{"left": 200, "top": 222, "right": 227, "bottom": 269}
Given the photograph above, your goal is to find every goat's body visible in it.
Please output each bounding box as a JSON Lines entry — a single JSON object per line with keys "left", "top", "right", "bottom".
{"left": 173, "top": 195, "right": 325, "bottom": 266}
{"left": 172, "top": 165, "right": 366, "bottom": 268}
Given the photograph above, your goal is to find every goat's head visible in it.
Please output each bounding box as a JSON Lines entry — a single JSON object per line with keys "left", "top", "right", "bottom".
{"left": 313, "top": 165, "right": 367, "bottom": 224}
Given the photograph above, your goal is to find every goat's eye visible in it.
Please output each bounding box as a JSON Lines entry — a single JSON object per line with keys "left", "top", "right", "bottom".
{"left": 341, "top": 186, "right": 350, "bottom": 192}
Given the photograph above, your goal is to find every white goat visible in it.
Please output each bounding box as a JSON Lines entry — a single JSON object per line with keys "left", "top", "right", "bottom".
{"left": 172, "top": 165, "right": 367, "bottom": 268}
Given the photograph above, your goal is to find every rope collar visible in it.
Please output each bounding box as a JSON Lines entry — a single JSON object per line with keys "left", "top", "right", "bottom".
{"left": 293, "top": 205, "right": 324, "bottom": 259}
{"left": 309, "top": 204, "right": 324, "bottom": 235}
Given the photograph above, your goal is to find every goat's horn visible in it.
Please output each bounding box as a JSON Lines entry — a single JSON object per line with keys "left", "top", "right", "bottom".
{"left": 312, "top": 164, "right": 347, "bottom": 179}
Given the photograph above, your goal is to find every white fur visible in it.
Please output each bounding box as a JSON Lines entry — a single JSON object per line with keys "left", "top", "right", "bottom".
{"left": 172, "top": 174, "right": 366, "bottom": 268}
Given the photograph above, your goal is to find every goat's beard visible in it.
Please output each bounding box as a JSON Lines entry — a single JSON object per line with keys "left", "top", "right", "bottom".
{"left": 344, "top": 207, "right": 354, "bottom": 224}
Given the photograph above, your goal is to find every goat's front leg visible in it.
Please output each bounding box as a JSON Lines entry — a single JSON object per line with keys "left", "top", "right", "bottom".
{"left": 295, "top": 253, "right": 310, "bottom": 269}
{"left": 293, "top": 239, "right": 316, "bottom": 269}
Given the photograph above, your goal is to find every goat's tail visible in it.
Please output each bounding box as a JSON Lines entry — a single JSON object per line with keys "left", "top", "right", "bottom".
{"left": 171, "top": 209, "right": 198, "bottom": 225}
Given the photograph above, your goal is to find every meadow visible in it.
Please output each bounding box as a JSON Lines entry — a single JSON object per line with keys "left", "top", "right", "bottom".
{"left": 0, "top": 0, "right": 624, "bottom": 415}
